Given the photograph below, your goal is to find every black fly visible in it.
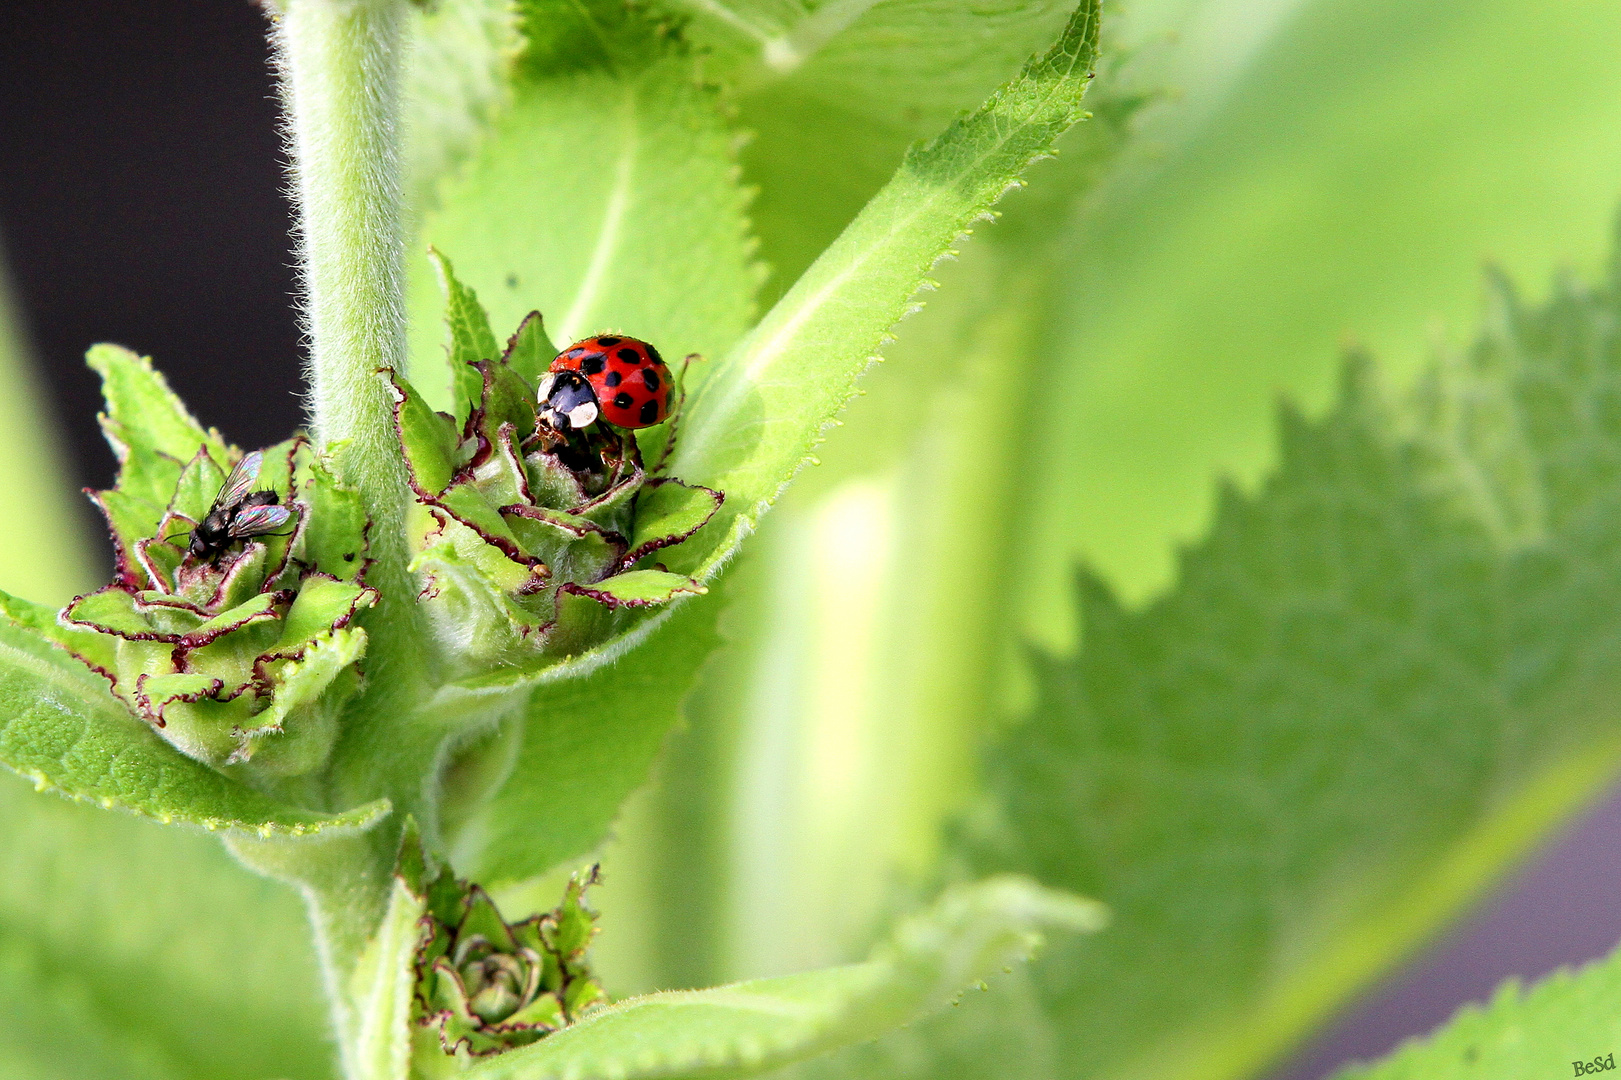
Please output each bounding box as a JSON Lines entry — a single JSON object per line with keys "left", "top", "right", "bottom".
{"left": 187, "top": 450, "right": 294, "bottom": 562}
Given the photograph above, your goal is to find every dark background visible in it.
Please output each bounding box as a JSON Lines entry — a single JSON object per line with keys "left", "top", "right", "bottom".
{"left": 0, "top": 2, "right": 1616, "bottom": 1076}
{"left": 0, "top": 0, "right": 302, "bottom": 514}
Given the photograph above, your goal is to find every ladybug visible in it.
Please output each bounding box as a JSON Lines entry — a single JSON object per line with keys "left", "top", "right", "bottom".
{"left": 537, "top": 335, "right": 672, "bottom": 431}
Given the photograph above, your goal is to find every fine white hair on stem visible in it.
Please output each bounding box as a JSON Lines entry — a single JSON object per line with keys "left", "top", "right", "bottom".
{"left": 267, "top": 0, "right": 409, "bottom": 447}
{"left": 265, "top": 0, "right": 419, "bottom": 656}
{"left": 258, "top": 15, "right": 427, "bottom": 1073}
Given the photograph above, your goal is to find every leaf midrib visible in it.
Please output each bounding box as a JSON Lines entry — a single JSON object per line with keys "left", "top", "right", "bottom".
{"left": 674, "top": 26, "right": 1094, "bottom": 489}
{"left": 557, "top": 80, "right": 640, "bottom": 342}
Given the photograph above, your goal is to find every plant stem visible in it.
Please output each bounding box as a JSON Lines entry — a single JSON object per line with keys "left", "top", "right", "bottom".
{"left": 228, "top": 828, "right": 408, "bottom": 1080}
{"left": 272, "top": 0, "right": 436, "bottom": 809}
{"left": 267, "top": 5, "right": 423, "bottom": 1076}
{"left": 272, "top": 0, "right": 416, "bottom": 635}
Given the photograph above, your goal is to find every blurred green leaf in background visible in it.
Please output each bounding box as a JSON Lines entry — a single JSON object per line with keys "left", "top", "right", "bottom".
{"left": 587, "top": 0, "right": 1621, "bottom": 1073}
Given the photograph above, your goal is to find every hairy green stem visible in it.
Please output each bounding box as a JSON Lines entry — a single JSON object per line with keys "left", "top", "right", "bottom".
{"left": 228, "top": 828, "right": 406, "bottom": 1080}
{"left": 272, "top": 0, "right": 434, "bottom": 808}
{"left": 272, "top": 0, "right": 416, "bottom": 632}
{"left": 267, "top": 4, "right": 423, "bottom": 1076}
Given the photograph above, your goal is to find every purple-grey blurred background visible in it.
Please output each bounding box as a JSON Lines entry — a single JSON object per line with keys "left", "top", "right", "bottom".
{"left": 0, "top": 2, "right": 1616, "bottom": 1076}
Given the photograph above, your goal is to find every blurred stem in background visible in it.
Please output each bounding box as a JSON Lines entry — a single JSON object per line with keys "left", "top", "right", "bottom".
{"left": 0, "top": 245, "right": 91, "bottom": 605}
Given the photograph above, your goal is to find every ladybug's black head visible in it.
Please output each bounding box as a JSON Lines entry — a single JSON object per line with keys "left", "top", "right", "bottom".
{"left": 536, "top": 370, "right": 600, "bottom": 430}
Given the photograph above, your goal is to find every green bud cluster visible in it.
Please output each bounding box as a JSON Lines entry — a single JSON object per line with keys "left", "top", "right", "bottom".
{"left": 388, "top": 309, "right": 721, "bottom": 679}
{"left": 412, "top": 864, "right": 609, "bottom": 1056}
{"left": 12, "top": 346, "right": 375, "bottom": 775}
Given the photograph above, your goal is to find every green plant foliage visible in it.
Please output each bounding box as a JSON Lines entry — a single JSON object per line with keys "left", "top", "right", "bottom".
{"left": 0, "top": 605, "right": 386, "bottom": 835}
{"left": 596, "top": 3, "right": 1621, "bottom": 1072}
{"left": 0, "top": 773, "right": 330, "bottom": 1080}
{"left": 402, "top": 0, "right": 519, "bottom": 212}
{"left": 405, "top": 0, "right": 762, "bottom": 414}
{"left": 1021, "top": 0, "right": 1621, "bottom": 638}
{"left": 941, "top": 248, "right": 1621, "bottom": 1080}
{"left": 410, "top": 865, "right": 608, "bottom": 1059}
{"left": 434, "top": 0, "right": 1104, "bottom": 889}
{"left": 346, "top": 876, "right": 428, "bottom": 1080}
{"left": 664, "top": 0, "right": 1077, "bottom": 304}
{"left": 602, "top": 56, "right": 1142, "bottom": 994}
{"left": 431, "top": 248, "right": 505, "bottom": 419}
{"left": 25, "top": 1, "right": 1621, "bottom": 1077}
{"left": 673, "top": 0, "right": 1072, "bottom": 118}
{"left": 388, "top": 269, "right": 717, "bottom": 688}
{"left": 1332, "top": 941, "right": 1621, "bottom": 1080}
{"left": 454, "top": 876, "right": 1102, "bottom": 1080}
{"left": 465, "top": 570, "right": 725, "bottom": 886}
{"left": 59, "top": 345, "right": 380, "bottom": 774}
{"left": 663, "top": 0, "right": 1101, "bottom": 582}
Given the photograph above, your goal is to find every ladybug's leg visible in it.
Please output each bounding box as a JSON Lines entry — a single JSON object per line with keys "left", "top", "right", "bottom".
{"left": 552, "top": 425, "right": 602, "bottom": 474}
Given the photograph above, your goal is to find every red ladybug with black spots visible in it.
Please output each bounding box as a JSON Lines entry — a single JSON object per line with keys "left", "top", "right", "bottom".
{"left": 538, "top": 335, "right": 672, "bottom": 431}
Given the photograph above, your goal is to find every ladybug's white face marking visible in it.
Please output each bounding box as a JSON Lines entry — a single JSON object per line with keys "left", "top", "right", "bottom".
{"left": 538, "top": 369, "right": 600, "bottom": 430}
{"left": 566, "top": 400, "right": 599, "bottom": 429}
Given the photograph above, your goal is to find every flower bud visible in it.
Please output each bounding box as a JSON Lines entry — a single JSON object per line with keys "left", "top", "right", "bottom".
{"left": 412, "top": 865, "right": 608, "bottom": 1056}
{"left": 388, "top": 318, "right": 720, "bottom": 679}
{"left": 28, "top": 347, "right": 377, "bottom": 776}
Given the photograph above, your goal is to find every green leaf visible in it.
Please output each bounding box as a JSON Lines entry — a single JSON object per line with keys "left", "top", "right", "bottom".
{"left": 164, "top": 447, "right": 228, "bottom": 526}
{"left": 278, "top": 575, "right": 374, "bottom": 648}
{"left": 298, "top": 452, "right": 372, "bottom": 580}
{"left": 1333, "top": 941, "right": 1621, "bottom": 1080}
{"left": 493, "top": 60, "right": 1143, "bottom": 999}
{"left": 0, "top": 770, "right": 331, "bottom": 1079}
{"left": 0, "top": 269, "right": 318, "bottom": 1077}
{"left": 405, "top": 0, "right": 762, "bottom": 416}
{"left": 560, "top": 569, "right": 706, "bottom": 609}
{"left": 86, "top": 344, "right": 228, "bottom": 511}
{"left": 1022, "top": 0, "right": 1621, "bottom": 637}
{"left": 465, "top": 582, "right": 724, "bottom": 885}
{"left": 952, "top": 252, "right": 1621, "bottom": 1080}
{"left": 502, "top": 310, "right": 558, "bottom": 386}
{"left": 388, "top": 371, "right": 461, "bottom": 496}
{"left": 0, "top": 934, "right": 190, "bottom": 1080}
{"left": 663, "top": 0, "right": 1101, "bottom": 581}
{"left": 247, "top": 626, "right": 367, "bottom": 741}
{"left": 0, "top": 601, "right": 387, "bottom": 835}
{"left": 626, "top": 480, "right": 723, "bottom": 562}
{"left": 458, "top": 876, "right": 1103, "bottom": 1080}
{"left": 674, "top": 0, "right": 1079, "bottom": 304}
{"left": 430, "top": 247, "right": 503, "bottom": 422}
{"left": 402, "top": 0, "right": 520, "bottom": 213}
{"left": 669, "top": 0, "right": 1072, "bottom": 112}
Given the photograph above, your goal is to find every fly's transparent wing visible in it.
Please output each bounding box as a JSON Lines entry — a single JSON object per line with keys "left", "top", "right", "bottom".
{"left": 215, "top": 450, "right": 264, "bottom": 510}
{"left": 227, "top": 503, "right": 293, "bottom": 538}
